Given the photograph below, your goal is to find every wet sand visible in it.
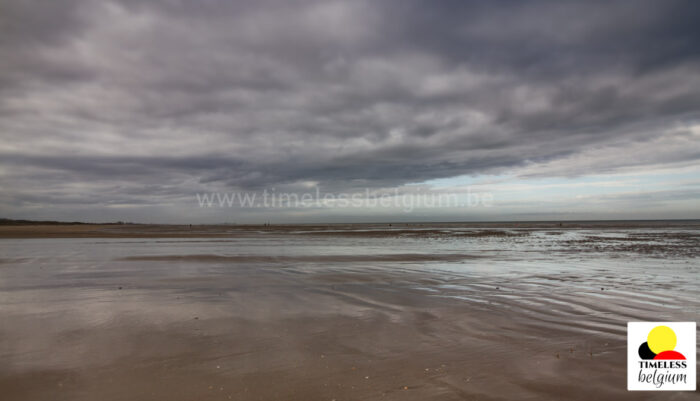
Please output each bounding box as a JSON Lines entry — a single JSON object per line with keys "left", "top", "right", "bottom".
{"left": 0, "top": 222, "right": 698, "bottom": 400}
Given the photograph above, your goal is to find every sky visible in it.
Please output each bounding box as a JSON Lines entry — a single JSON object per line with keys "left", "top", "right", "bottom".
{"left": 1, "top": 0, "right": 699, "bottom": 223}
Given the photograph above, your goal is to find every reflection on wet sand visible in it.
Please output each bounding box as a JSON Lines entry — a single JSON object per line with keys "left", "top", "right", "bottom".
{"left": 0, "top": 223, "right": 698, "bottom": 400}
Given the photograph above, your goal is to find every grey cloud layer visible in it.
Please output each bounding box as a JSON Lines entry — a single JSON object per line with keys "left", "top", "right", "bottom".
{"left": 1, "top": 0, "right": 699, "bottom": 219}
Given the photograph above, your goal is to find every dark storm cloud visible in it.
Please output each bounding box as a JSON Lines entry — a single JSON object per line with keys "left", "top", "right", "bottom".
{"left": 1, "top": 0, "right": 699, "bottom": 220}
{"left": 382, "top": 1, "right": 700, "bottom": 73}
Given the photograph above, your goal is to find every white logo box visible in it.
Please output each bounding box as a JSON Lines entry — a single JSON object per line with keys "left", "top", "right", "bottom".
{"left": 628, "top": 322, "right": 696, "bottom": 391}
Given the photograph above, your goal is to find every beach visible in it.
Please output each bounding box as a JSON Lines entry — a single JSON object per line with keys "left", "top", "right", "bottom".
{"left": 0, "top": 222, "right": 698, "bottom": 400}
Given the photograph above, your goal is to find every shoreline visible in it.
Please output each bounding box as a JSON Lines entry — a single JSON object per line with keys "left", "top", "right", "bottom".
{"left": 1, "top": 220, "right": 699, "bottom": 239}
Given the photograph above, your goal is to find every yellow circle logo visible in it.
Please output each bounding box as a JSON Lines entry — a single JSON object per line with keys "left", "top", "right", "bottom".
{"left": 647, "top": 326, "right": 677, "bottom": 354}
{"left": 638, "top": 325, "right": 685, "bottom": 360}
